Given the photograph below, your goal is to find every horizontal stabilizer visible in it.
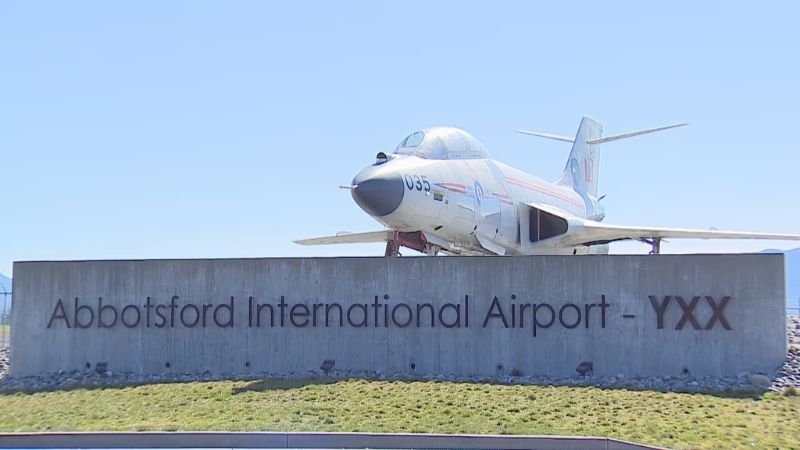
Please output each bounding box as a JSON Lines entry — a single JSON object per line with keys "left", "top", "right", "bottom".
{"left": 514, "top": 129, "right": 574, "bottom": 143}
{"left": 294, "top": 230, "right": 393, "bottom": 246}
{"left": 515, "top": 121, "right": 686, "bottom": 145}
{"left": 586, "top": 123, "right": 688, "bottom": 144}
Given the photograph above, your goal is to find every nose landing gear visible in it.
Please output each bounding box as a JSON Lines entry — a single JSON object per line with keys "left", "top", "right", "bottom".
{"left": 384, "top": 239, "right": 400, "bottom": 257}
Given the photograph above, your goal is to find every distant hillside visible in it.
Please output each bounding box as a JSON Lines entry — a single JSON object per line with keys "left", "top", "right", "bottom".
{"left": 762, "top": 248, "right": 800, "bottom": 311}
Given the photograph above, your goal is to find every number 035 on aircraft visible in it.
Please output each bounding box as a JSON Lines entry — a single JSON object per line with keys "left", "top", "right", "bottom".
{"left": 297, "top": 117, "right": 800, "bottom": 256}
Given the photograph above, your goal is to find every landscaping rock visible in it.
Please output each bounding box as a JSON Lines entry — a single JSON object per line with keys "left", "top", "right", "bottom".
{"left": 1, "top": 315, "right": 799, "bottom": 395}
{"left": 749, "top": 374, "right": 770, "bottom": 388}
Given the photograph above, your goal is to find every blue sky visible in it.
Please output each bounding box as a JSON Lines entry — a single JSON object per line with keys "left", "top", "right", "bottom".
{"left": 1, "top": 1, "right": 799, "bottom": 276}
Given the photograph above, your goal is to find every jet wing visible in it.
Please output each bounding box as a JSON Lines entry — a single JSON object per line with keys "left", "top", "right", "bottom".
{"left": 294, "top": 230, "right": 393, "bottom": 245}
{"left": 522, "top": 202, "right": 800, "bottom": 248}
{"left": 563, "top": 221, "right": 800, "bottom": 247}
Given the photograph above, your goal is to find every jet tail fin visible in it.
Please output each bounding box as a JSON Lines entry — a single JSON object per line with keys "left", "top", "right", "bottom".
{"left": 516, "top": 118, "right": 688, "bottom": 199}
{"left": 557, "top": 116, "right": 603, "bottom": 197}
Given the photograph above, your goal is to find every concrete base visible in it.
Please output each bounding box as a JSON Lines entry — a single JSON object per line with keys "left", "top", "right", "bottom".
{"left": 10, "top": 255, "right": 787, "bottom": 378}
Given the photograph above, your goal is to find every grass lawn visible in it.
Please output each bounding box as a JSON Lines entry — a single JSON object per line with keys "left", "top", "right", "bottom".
{"left": 0, "top": 378, "right": 797, "bottom": 449}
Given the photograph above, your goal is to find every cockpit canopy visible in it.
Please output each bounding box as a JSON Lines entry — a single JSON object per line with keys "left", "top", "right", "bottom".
{"left": 394, "top": 127, "right": 489, "bottom": 160}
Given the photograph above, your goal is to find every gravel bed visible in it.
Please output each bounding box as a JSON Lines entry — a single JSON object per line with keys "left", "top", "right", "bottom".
{"left": 1, "top": 317, "right": 798, "bottom": 394}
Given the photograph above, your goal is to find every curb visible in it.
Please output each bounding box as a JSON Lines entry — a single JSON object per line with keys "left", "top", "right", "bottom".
{"left": 0, "top": 431, "right": 668, "bottom": 449}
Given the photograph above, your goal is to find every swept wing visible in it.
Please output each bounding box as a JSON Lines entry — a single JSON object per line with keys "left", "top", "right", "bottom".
{"left": 294, "top": 230, "right": 393, "bottom": 246}
{"left": 524, "top": 202, "right": 800, "bottom": 248}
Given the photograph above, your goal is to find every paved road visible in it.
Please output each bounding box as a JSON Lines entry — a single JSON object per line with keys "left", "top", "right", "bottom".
{"left": 0, "top": 431, "right": 667, "bottom": 450}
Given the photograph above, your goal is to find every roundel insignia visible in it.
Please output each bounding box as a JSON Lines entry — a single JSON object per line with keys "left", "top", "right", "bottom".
{"left": 570, "top": 158, "right": 580, "bottom": 179}
{"left": 473, "top": 181, "right": 485, "bottom": 200}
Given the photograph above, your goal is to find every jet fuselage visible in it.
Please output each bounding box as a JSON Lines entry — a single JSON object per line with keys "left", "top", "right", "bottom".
{"left": 298, "top": 119, "right": 800, "bottom": 255}
{"left": 351, "top": 154, "right": 601, "bottom": 255}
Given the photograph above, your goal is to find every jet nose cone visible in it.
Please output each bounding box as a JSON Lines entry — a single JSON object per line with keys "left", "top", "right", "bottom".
{"left": 351, "top": 171, "right": 404, "bottom": 217}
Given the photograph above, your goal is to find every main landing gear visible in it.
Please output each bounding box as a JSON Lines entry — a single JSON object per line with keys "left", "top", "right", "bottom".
{"left": 384, "top": 231, "right": 441, "bottom": 257}
{"left": 640, "top": 237, "right": 663, "bottom": 255}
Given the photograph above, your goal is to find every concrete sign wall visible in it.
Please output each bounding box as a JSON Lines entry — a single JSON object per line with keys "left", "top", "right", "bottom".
{"left": 10, "top": 255, "right": 787, "bottom": 378}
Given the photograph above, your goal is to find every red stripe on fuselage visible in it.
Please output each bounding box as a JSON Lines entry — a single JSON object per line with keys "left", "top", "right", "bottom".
{"left": 505, "top": 177, "right": 582, "bottom": 207}
{"left": 490, "top": 192, "right": 513, "bottom": 205}
{"left": 436, "top": 183, "right": 467, "bottom": 193}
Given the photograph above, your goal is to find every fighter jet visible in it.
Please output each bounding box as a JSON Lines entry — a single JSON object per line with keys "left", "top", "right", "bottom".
{"left": 297, "top": 117, "right": 800, "bottom": 256}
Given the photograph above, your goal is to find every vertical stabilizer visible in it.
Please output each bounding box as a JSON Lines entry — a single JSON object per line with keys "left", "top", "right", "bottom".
{"left": 556, "top": 116, "right": 602, "bottom": 197}
{"left": 515, "top": 117, "right": 687, "bottom": 219}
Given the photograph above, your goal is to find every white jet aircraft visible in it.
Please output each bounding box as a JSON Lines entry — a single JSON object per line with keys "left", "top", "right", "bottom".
{"left": 297, "top": 117, "right": 800, "bottom": 256}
